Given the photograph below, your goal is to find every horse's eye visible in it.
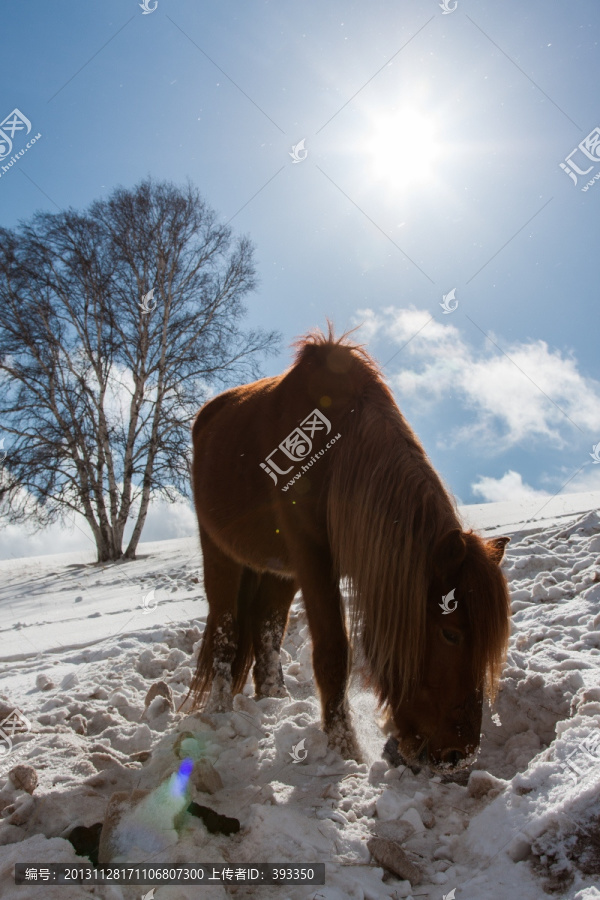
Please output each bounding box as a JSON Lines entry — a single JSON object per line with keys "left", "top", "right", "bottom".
{"left": 442, "top": 628, "right": 461, "bottom": 646}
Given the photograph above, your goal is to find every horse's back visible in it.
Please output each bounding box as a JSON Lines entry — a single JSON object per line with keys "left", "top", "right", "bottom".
{"left": 190, "top": 340, "right": 367, "bottom": 571}
{"left": 192, "top": 376, "right": 275, "bottom": 440}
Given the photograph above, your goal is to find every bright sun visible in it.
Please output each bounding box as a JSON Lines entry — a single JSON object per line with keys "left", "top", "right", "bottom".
{"left": 364, "top": 108, "right": 440, "bottom": 190}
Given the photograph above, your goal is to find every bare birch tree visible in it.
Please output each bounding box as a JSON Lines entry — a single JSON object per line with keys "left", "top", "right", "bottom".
{"left": 0, "top": 178, "right": 279, "bottom": 561}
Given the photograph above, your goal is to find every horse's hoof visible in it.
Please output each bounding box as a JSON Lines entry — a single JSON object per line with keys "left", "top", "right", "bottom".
{"left": 343, "top": 745, "right": 363, "bottom": 764}
{"left": 382, "top": 736, "right": 404, "bottom": 768}
{"left": 340, "top": 740, "right": 363, "bottom": 763}
{"left": 257, "top": 684, "right": 289, "bottom": 700}
{"left": 327, "top": 728, "right": 363, "bottom": 763}
{"left": 205, "top": 694, "right": 233, "bottom": 714}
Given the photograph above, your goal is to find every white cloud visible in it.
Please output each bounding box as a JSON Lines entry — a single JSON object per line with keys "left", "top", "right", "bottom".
{"left": 471, "top": 470, "right": 550, "bottom": 503}
{"left": 0, "top": 516, "right": 93, "bottom": 561}
{"left": 355, "top": 306, "right": 600, "bottom": 449}
{"left": 131, "top": 494, "right": 197, "bottom": 543}
{"left": 0, "top": 491, "right": 197, "bottom": 561}
{"left": 551, "top": 462, "right": 600, "bottom": 495}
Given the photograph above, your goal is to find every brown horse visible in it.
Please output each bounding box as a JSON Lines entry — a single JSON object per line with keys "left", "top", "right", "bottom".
{"left": 188, "top": 326, "right": 511, "bottom": 768}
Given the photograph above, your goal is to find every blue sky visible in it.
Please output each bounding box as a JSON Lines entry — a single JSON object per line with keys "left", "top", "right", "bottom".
{"left": 1, "top": 0, "right": 599, "bottom": 557}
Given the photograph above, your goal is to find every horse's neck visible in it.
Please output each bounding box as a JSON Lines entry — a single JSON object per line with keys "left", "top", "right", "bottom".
{"left": 352, "top": 386, "right": 460, "bottom": 533}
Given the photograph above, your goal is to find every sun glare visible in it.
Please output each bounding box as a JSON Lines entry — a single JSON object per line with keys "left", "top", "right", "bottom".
{"left": 364, "top": 108, "right": 440, "bottom": 190}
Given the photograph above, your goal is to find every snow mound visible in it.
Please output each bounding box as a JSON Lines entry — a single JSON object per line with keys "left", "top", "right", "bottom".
{"left": 1, "top": 505, "right": 600, "bottom": 898}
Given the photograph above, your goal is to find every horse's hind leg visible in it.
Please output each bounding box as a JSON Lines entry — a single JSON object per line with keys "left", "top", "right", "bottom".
{"left": 251, "top": 574, "right": 297, "bottom": 699}
{"left": 191, "top": 527, "right": 257, "bottom": 713}
{"left": 294, "top": 544, "right": 361, "bottom": 761}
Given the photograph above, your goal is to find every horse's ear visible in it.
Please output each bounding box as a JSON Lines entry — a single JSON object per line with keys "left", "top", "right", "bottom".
{"left": 432, "top": 528, "right": 467, "bottom": 580}
{"left": 487, "top": 536, "right": 510, "bottom": 564}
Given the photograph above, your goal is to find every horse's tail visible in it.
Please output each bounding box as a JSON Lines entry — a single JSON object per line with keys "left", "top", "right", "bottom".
{"left": 187, "top": 567, "right": 259, "bottom": 708}
{"left": 231, "top": 568, "right": 260, "bottom": 693}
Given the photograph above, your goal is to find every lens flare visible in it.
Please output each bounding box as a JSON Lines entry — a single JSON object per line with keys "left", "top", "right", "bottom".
{"left": 170, "top": 757, "right": 194, "bottom": 798}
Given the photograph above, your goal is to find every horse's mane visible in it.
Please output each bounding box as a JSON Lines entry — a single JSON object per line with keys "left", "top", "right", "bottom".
{"left": 295, "top": 326, "right": 510, "bottom": 708}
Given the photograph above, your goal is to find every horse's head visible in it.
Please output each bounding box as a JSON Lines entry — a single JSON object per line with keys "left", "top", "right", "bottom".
{"left": 387, "top": 529, "right": 510, "bottom": 773}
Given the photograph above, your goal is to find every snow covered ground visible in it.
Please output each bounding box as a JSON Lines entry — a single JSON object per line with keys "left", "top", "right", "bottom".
{"left": 1, "top": 492, "right": 600, "bottom": 899}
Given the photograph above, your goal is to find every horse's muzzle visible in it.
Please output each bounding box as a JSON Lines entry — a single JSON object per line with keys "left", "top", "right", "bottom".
{"left": 383, "top": 735, "right": 474, "bottom": 774}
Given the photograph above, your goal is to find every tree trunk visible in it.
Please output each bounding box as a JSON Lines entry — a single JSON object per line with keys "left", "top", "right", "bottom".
{"left": 91, "top": 519, "right": 124, "bottom": 562}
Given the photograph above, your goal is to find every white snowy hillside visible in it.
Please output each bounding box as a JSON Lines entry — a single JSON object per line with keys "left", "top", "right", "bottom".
{"left": 1, "top": 491, "right": 600, "bottom": 900}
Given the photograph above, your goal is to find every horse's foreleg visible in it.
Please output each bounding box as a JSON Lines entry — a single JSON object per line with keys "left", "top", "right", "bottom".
{"left": 193, "top": 528, "right": 244, "bottom": 713}
{"left": 205, "top": 613, "right": 236, "bottom": 713}
{"left": 294, "top": 545, "right": 361, "bottom": 762}
{"left": 252, "top": 573, "right": 296, "bottom": 699}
